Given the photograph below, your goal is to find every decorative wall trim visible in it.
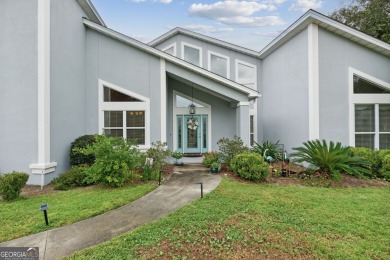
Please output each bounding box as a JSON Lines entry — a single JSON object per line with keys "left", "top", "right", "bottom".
{"left": 160, "top": 59, "right": 167, "bottom": 142}
{"left": 308, "top": 23, "right": 320, "bottom": 140}
{"left": 31, "top": 0, "right": 56, "bottom": 179}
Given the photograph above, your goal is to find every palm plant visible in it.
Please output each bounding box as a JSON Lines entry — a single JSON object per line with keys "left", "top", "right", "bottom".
{"left": 291, "top": 140, "right": 370, "bottom": 179}
{"left": 252, "top": 140, "right": 283, "bottom": 162}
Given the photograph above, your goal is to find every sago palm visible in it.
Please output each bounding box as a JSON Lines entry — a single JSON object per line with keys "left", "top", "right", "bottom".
{"left": 291, "top": 140, "right": 370, "bottom": 179}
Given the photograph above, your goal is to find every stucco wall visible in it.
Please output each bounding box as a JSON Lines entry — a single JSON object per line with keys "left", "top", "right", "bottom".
{"left": 85, "top": 30, "right": 163, "bottom": 144}
{"left": 318, "top": 28, "right": 390, "bottom": 146}
{"left": 0, "top": 0, "right": 38, "bottom": 182}
{"left": 48, "top": 0, "right": 89, "bottom": 183}
{"left": 262, "top": 29, "right": 309, "bottom": 152}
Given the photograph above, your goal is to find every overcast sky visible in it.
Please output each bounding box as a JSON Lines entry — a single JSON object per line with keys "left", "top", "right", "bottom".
{"left": 90, "top": 0, "right": 343, "bottom": 51}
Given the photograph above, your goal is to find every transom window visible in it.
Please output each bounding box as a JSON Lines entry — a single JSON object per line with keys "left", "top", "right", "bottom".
{"left": 209, "top": 51, "right": 229, "bottom": 78}
{"left": 182, "top": 43, "right": 201, "bottom": 66}
{"left": 351, "top": 69, "right": 390, "bottom": 150}
{"left": 99, "top": 81, "right": 150, "bottom": 148}
{"left": 162, "top": 43, "right": 176, "bottom": 56}
{"left": 236, "top": 60, "right": 256, "bottom": 89}
{"left": 175, "top": 95, "right": 204, "bottom": 108}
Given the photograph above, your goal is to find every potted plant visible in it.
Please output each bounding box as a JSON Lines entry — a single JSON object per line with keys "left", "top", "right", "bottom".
{"left": 210, "top": 161, "right": 220, "bottom": 174}
{"left": 172, "top": 151, "right": 183, "bottom": 166}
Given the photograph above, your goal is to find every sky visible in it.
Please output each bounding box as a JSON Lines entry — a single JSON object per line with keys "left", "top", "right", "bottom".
{"left": 90, "top": 0, "right": 344, "bottom": 51}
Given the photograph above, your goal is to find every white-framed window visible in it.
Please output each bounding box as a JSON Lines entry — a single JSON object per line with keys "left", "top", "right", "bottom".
{"left": 162, "top": 43, "right": 176, "bottom": 56}
{"left": 250, "top": 115, "right": 255, "bottom": 146}
{"left": 235, "top": 59, "right": 257, "bottom": 90}
{"left": 349, "top": 68, "right": 390, "bottom": 149}
{"left": 208, "top": 51, "right": 230, "bottom": 78}
{"left": 181, "top": 42, "right": 202, "bottom": 67}
{"left": 99, "top": 80, "right": 150, "bottom": 149}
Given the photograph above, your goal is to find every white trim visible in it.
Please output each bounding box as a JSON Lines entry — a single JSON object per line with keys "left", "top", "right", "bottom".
{"left": 308, "top": 24, "right": 320, "bottom": 140}
{"left": 160, "top": 59, "right": 167, "bottom": 142}
{"left": 235, "top": 59, "right": 257, "bottom": 90}
{"left": 172, "top": 90, "right": 211, "bottom": 152}
{"left": 348, "top": 67, "right": 390, "bottom": 147}
{"left": 83, "top": 20, "right": 260, "bottom": 99}
{"left": 237, "top": 102, "right": 250, "bottom": 107}
{"left": 207, "top": 50, "right": 230, "bottom": 79}
{"left": 98, "top": 80, "right": 151, "bottom": 149}
{"left": 31, "top": 0, "right": 56, "bottom": 177}
{"left": 149, "top": 28, "right": 260, "bottom": 58}
{"left": 162, "top": 43, "right": 177, "bottom": 56}
{"left": 181, "top": 42, "right": 203, "bottom": 67}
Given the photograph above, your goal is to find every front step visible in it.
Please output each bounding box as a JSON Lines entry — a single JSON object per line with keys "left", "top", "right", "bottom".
{"left": 174, "top": 164, "right": 209, "bottom": 173}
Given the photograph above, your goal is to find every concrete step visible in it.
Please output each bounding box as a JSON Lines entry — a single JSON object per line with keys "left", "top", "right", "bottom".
{"left": 173, "top": 164, "right": 209, "bottom": 173}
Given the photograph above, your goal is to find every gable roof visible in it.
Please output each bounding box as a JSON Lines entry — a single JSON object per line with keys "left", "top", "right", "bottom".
{"left": 83, "top": 19, "right": 260, "bottom": 100}
{"left": 76, "top": 0, "right": 105, "bottom": 26}
{"left": 260, "top": 9, "right": 390, "bottom": 59}
{"left": 148, "top": 10, "right": 390, "bottom": 59}
{"left": 148, "top": 27, "right": 260, "bottom": 58}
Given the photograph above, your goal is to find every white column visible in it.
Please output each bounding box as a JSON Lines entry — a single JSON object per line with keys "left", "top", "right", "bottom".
{"left": 308, "top": 23, "right": 320, "bottom": 140}
{"left": 160, "top": 58, "right": 167, "bottom": 142}
{"left": 236, "top": 102, "right": 250, "bottom": 146}
{"left": 30, "top": 0, "right": 57, "bottom": 182}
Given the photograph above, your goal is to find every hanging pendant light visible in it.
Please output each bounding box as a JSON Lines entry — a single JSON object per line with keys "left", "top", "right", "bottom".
{"left": 188, "top": 86, "right": 196, "bottom": 115}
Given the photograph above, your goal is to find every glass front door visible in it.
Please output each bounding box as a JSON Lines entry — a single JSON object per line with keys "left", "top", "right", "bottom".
{"left": 177, "top": 115, "right": 208, "bottom": 153}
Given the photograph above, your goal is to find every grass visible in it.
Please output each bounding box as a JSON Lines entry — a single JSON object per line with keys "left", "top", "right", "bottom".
{"left": 65, "top": 178, "right": 390, "bottom": 259}
{"left": 0, "top": 183, "right": 156, "bottom": 243}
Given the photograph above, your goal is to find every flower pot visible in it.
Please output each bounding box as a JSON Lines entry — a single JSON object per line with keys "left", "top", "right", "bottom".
{"left": 210, "top": 167, "right": 219, "bottom": 174}
{"left": 175, "top": 158, "right": 183, "bottom": 166}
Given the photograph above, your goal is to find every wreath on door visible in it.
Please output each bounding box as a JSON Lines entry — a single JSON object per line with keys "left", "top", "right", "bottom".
{"left": 187, "top": 118, "right": 199, "bottom": 130}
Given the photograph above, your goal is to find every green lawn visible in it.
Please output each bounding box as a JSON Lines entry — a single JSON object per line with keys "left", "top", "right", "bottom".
{"left": 65, "top": 178, "right": 390, "bottom": 259}
{"left": 0, "top": 183, "right": 156, "bottom": 243}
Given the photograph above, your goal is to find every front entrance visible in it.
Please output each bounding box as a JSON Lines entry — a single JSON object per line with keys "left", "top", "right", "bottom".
{"left": 177, "top": 115, "right": 208, "bottom": 153}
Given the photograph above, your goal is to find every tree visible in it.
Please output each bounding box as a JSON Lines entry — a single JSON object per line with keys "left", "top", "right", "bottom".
{"left": 330, "top": 0, "right": 390, "bottom": 44}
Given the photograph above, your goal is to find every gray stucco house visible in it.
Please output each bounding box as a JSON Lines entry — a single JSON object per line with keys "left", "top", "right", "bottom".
{"left": 1, "top": 0, "right": 389, "bottom": 185}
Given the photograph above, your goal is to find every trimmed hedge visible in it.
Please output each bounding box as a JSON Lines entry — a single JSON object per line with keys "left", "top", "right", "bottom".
{"left": 0, "top": 172, "right": 29, "bottom": 201}
{"left": 350, "top": 147, "right": 390, "bottom": 179}
{"left": 70, "top": 135, "right": 97, "bottom": 166}
{"left": 230, "top": 152, "right": 269, "bottom": 182}
{"left": 52, "top": 166, "right": 88, "bottom": 190}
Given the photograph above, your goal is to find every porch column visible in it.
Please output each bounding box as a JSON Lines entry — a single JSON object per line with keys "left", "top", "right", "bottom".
{"left": 236, "top": 102, "right": 250, "bottom": 146}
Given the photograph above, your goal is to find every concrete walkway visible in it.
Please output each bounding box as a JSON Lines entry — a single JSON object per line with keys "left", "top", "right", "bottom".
{"left": 0, "top": 165, "right": 220, "bottom": 260}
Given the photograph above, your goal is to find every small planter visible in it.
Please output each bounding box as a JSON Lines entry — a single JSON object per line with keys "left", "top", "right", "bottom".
{"left": 210, "top": 167, "right": 219, "bottom": 174}
{"left": 210, "top": 162, "right": 221, "bottom": 174}
{"left": 175, "top": 158, "right": 183, "bottom": 166}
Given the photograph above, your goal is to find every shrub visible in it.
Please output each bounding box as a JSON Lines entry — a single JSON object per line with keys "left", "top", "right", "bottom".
{"left": 380, "top": 154, "right": 390, "bottom": 180}
{"left": 77, "top": 135, "right": 144, "bottom": 187}
{"left": 217, "top": 136, "right": 249, "bottom": 167}
{"left": 230, "top": 153, "right": 269, "bottom": 182}
{"left": 202, "top": 152, "right": 219, "bottom": 167}
{"left": 252, "top": 140, "right": 283, "bottom": 162}
{"left": 70, "top": 135, "right": 96, "bottom": 166}
{"left": 52, "top": 166, "right": 88, "bottom": 190}
{"left": 146, "top": 141, "right": 171, "bottom": 171}
{"left": 349, "top": 147, "right": 381, "bottom": 178}
{"left": 0, "top": 172, "right": 29, "bottom": 201}
{"left": 291, "top": 140, "right": 370, "bottom": 180}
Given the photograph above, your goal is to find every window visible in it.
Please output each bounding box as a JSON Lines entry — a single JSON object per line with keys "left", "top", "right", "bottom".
{"left": 99, "top": 80, "right": 150, "bottom": 148}
{"left": 208, "top": 51, "right": 229, "bottom": 78}
{"left": 175, "top": 95, "right": 204, "bottom": 108}
{"left": 355, "top": 104, "right": 390, "bottom": 149}
{"left": 236, "top": 60, "right": 256, "bottom": 89}
{"left": 353, "top": 75, "right": 390, "bottom": 94}
{"left": 182, "top": 43, "right": 201, "bottom": 66}
{"left": 162, "top": 43, "right": 176, "bottom": 56}
{"left": 250, "top": 115, "right": 254, "bottom": 146}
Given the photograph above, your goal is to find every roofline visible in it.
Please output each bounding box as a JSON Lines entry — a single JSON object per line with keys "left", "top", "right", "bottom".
{"left": 148, "top": 27, "right": 260, "bottom": 58}
{"left": 83, "top": 19, "right": 260, "bottom": 99}
{"left": 76, "top": 0, "right": 105, "bottom": 26}
{"left": 259, "top": 9, "right": 390, "bottom": 58}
